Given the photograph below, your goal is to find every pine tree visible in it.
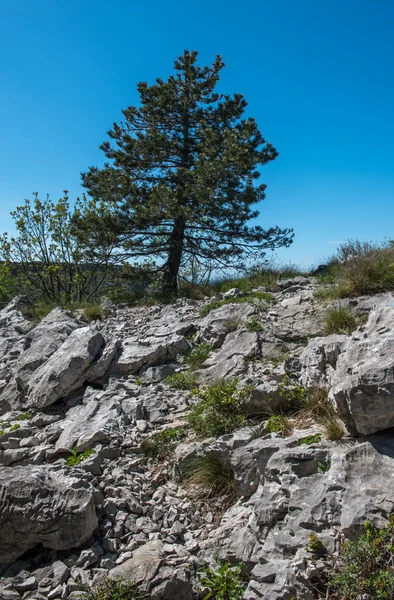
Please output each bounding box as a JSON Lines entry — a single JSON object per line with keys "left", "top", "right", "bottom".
{"left": 82, "top": 50, "right": 293, "bottom": 294}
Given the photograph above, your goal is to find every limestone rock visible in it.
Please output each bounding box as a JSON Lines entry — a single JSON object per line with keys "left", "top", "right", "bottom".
{"left": 0, "top": 466, "right": 98, "bottom": 567}
{"left": 198, "top": 303, "right": 256, "bottom": 348}
{"left": 197, "top": 330, "right": 260, "bottom": 380}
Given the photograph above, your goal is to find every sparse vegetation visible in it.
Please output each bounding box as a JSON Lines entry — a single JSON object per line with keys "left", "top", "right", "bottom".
{"left": 9, "top": 424, "right": 20, "bottom": 432}
{"left": 318, "top": 457, "right": 331, "bottom": 473}
{"left": 324, "top": 519, "right": 394, "bottom": 599}
{"left": 198, "top": 559, "right": 246, "bottom": 600}
{"left": 78, "top": 577, "right": 148, "bottom": 600}
{"left": 297, "top": 433, "right": 322, "bottom": 445}
{"left": 165, "top": 370, "right": 197, "bottom": 390}
{"left": 324, "top": 416, "right": 345, "bottom": 441}
{"left": 265, "top": 414, "right": 291, "bottom": 436}
{"left": 183, "top": 452, "right": 235, "bottom": 500}
{"left": 223, "top": 317, "right": 242, "bottom": 333}
{"left": 83, "top": 304, "right": 103, "bottom": 322}
{"left": 323, "top": 306, "right": 358, "bottom": 335}
{"left": 200, "top": 292, "right": 274, "bottom": 317}
{"left": 187, "top": 378, "right": 252, "bottom": 437}
{"left": 141, "top": 427, "right": 186, "bottom": 459}
{"left": 15, "top": 412, "right": 32, "bottom": 421}
{"left": 305, "top": 533, "right": 326, "bottom": 558}
{"left": 186, "top": 343, "right": 212, "bottom": 370}
{"left": 66, "top": 448, "right": 95, "bottom": 467}
{"left": 245, "top": 315, "right": 263, "bottom": 332}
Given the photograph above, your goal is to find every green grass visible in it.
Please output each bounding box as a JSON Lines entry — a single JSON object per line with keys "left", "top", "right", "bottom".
{"left": 324, "top": 415, "right": 345, "bottom": 440}
{"left": 200, "top": 292, "right": 274, "bottom": 317}
{"left": 141, "top": 427, "right": 186, "bottom": 459}
{"left": 223, "top": 317, "right": 242, "bottom": 333}
{"left": 83, "top": 304, "right": 103, "bottom": 322}
{"left": 66, "top": 447, "right": 95, "bottom": 467}
{"left": 183, "top": 452, "right": 235, "bottom": 500}
{"left": 165, "top": 370, "right": 197, "bottom": 390}
{"left": 323, "top": 306, "right": 358, "bottom": 335}
{"left": 198, "top": 559, "right": 246, "bottom": 600}
{"left": 187, "top": 378, "right": 252, "bottom": 437}
{"left": 15, "top": 412, "right": 32, "bottom": 421}
{"left": 265, "top": 414, "right": 291, "bottom": 436}
{"left": 245, "top": 315, "right": 263, "bottom": 332}
{"left": 77, "top": 577, "right": 148, "bottom": 600}
{"left": 9, "top": 424, "right": 20, "bottom": 432}
{"left": 297, "top": 433, "right": 322, "bottom": 445}
{"left": 186, "top": 343, "right": 212, "bottom": 370}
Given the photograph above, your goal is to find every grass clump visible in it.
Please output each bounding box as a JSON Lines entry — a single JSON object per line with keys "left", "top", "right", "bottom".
{"left": 265, "top": 414, "right": 291, "bottom": 437}
{"left": 78, "top": 577, "right": 148, "bottom": 600}
{"left": 83, "top": 304, "right": 103, "bottom": 322}
{"left": 223, "top": 317, "right": 242, "bottom": 333}
{"left": 186, "top": 343, "right": 212, "bottom": 370}
{"left": 165, "top": 370, "right": 197, "bottom": 390}
{"left": 324, "top": 415, "right": 345, "bottom": 440}
{"left": 323, "top": 306, "right": 358, "bottom": 335}
{"left": 245, "top": 315, "right": 263, "bottom": 332}
{"left": 15, "top": 412, "right": 32, "bottom": 421}
{"left": 141, "top": 427, "right": 186, "bottom": 459}
{"left": 198, "top": 559, "right": 246, "bottom": 600}
{"left": 326, "top": 518, "right": 394, "bottom": 599}
{"left": 183, "top": 452, "right": 235, "bottom": 500}
{"left": 66, "top": 447, "right": 95, "bottom": 467}
{"left": 200, "top": 292, "right": 274, "bottom": 317}
{"left": 297, "top": 433, "right": 322, "bottom": 445}
{"left": 187, "top": 378, "right": 252, "bottom": 437}
{"left": 9, "top": 424, "right": 20, "bottom": 432}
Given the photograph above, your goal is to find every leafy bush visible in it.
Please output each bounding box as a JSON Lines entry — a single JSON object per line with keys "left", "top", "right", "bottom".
{"left": 0, "top": 262, "right": 17, "bottom": 305}
{"left": 323, "top": 306, "right": 358, "bottom": 335}
{"left": 198, "top": 559, "right": 246, "bottom": 600}
{"left": 200, "top": 292, "right": 274, "bottom": 317}
{"left": 78, "top": 577, "right": 148, "bottom": 600}
{"left": 187, "top": 379, "right": 251, "bottom": 437}
{"left": 245, "top": 316, "right": 263, "bottom": 332}
{"left": 165, "top": 370, "right": 197, "bottom": 390}
{"left": 297, "top": 433, "right": 322, "bottom": 445}
{"left": 265, "top": 414, "right": 291, "bottom": 436}
{"left": 141, "top": 427, "right": 186, "bottom": 459}
{"left": 327, "top": 519, "right": 394, "bottom": 599}
{"left": 186, "top": 343, "right": 212, "bottom": 370}
{"left": 83, "top": 304, "right": 103, "bottom": 322}
{"left": 184, "top": 453, "right": 235, "bottom": 500}
{"left": 66, "top": 448, "right": 95, "bottom": 467}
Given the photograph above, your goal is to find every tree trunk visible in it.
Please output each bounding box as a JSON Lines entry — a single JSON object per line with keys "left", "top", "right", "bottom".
{"left": 162, "top": 217, "right": 186, "bottom": 294}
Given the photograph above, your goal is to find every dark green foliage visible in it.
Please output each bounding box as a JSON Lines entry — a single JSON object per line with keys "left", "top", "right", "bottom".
{"left": 245, "top": 315, "right": 263, "bottom": 332}
{"left": 82, "top": 50, "right": 293, "bottom": 294}
{"left": 9, "top": 424, "right": 20, "bottom": 432}
{"left": 187, "top": 378, "right": 252, "bottom": 437}
{"left": 199, "top": 292, "right": 274, "bottom": 317}
{"left": 297, "top": 433, "right": 322, "bottom": 445}
{"left": 305, "top": 533, "right": 326, "bottom": 558}
{"left": 198, "top": 559, "right": 246, "bottom": 599}
{"left": 15, "top": 413, "right": 32, "bottom": 421}
{"left": 317, "top": 458, "right": 331, "bottom": 473}
{"left": 0, "top": 262, "right": 17, "bottom": 305}
{"left": 323, "top": 306, "right": 358, "bottom": 335}
{"left": 183, "top": 453, "right": 235, "bottom": 500}
{"left": 278, "top": 375, "right": 308, "bottom": 413}
{"left": 141, "top": 427, "right": 186, "bottom": 459}
{"left": 186, "top": 343, "right": 212, "bottom": 370}
{"left": 66, "top": 448, "right": 95, "bottom": 467}
{"left": 165, "top": 370, "right": 197, "bottom": 390}
{"left": 78, "top": 577, "right": 148, "bottom": 600}
{"left": 327, "top": 519, "right": 394, "bottom": 599}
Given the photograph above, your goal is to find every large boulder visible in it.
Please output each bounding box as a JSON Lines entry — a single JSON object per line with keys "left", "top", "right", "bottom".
{"left": 197, "top": 330, "right": 260, "bottom": 380}
{"left": 298, "top": 334, "right": 349, "bottom": 388}
{"left": 0, "top": 466, "right": 98, "bottom": 567}
{"left": 116, "top": 334, "right": 189, "bottom": 374}
{"left": 25, "top": 327, "right": 105, "bottom": 409}
{"left": 330, "top": 302, "right": 394, "bottom": 434}
{"left": 270, "top": 288, "right": 325, "bottom": 341}
{"left": 198, "top": 303, "right": 256, "bottom": 348}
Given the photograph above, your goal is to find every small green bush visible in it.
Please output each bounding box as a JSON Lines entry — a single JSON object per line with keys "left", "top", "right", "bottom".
{"left": 245, "top": 316, "right": 263, "bottom": 332}
{"left": 184, "top": 453, "right": 235, "bottom": 501}
{"left": 165, "top": 370, "right": 197, "bottom": 390}
{"left": 297, "top": 433, "right": 322, "bottom": 445}
{"left": 187, "top": 379, "right": 251, "bottom": 437}
{"left": 141, "top": 427, "right": 186, "bottom": 459}
{"left": 186, "top": 343, "right": 212, "bottom": 370}
{"left": 318, "top": 458, "right": 331, "bottom": 473}
{"left": 0, "top": 430, "right": 4, "bottom": 437}
{"left": 78, "top": 577, "right": 148, "bottom": 600}
{"left": 305, "top": 533, "right": 326, "bottom": 558}
{"left": 323, "top": 306, "right": 358, "bottom": 335}
{"left": 327, "top": 519, "right": 394, "bottom": 599}
{"left": 278, "top": 375, "right": 308, "bottom": 413}
{"left": 83, "top": 304, "right": 103, "bottom": 322}
{"left": 198, "top": 559, "right": 246, "bottom": 600}
{"left": 66, "top": 448, "right": 95, "bottom": 467}
{"left": 265, "top": 414, "right": 291, "bottom": 436}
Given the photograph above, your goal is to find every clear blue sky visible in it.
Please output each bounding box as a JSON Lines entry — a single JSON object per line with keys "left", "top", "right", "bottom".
{"left": 1, "top": 0, "right": 393, "bottom": 267}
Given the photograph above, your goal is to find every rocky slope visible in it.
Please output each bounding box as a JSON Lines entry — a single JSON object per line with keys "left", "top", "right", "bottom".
{"left": 1, "top": 279, "right": 394, "bottom": 599}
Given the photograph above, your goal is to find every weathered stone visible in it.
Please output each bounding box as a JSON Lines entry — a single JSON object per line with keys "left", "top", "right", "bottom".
{"left": 197, "top": 330, "right": 260, "bottom": 380}
{"left": 109, "top": 540, "right": 164, "bottom": 590}
{"left": 198, "top": 303, "right": 256, "bottom": 348}
{"left": 116, "top": 334, "right": 189, "bottom": 374}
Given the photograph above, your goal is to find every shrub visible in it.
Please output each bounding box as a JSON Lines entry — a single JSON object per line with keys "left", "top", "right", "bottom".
{"left": 66, "top": 448, "right": 95, "bottom": 467}
{"left": 198, "top": 559, "right": 246, "bottom": 600}
{"left": 278, "top": 375, "right": 308, "bottom": 413}
{"left": 0, "top": 262, "right": 17, "bottom": 304}
{"left": 327, "top": 519, "right": 394, "bottom": 599}
{"left": 245, "top": 316, "right": 263, "bottom": 332}
{"left": 78, "top": 577, "right": 148, "bottom": 600}
{"left": 187, "top": 379, "right": 251, "bottom": 437}
{"left": 323, "top": 306, "right": 358, "bottom": 335}
{"left": 305, "top": 533, "right": 326, "bottom": 558}
{"left": 83, "top": 304, "right": 103, "bottom": 322}
{"left": 141, "top": 427, "right": 186, "bottom": 459}
{"left": 318, "top": 458, "right": 331, "bottom": 473}
{"left": 297, "top": 433, "right": 322, "bottom": 445}
{"left": 183, "top": 453, "right": 235, "bottom": 500}
{"left": 265, "top": 414, "right": 291, "bottom": 436}
{"left": 186, "top": 343, "right": 212, "bottom": 370}
{"left": 165, "top": 370, "right": 197, "bottom": 390}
